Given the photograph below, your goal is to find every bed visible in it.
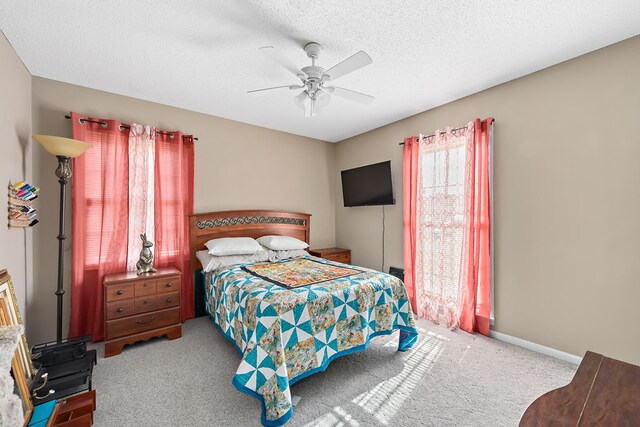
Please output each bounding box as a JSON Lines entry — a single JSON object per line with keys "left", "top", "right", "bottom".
{"left": 190, "top": 210, "right": 418, "bottom": 426}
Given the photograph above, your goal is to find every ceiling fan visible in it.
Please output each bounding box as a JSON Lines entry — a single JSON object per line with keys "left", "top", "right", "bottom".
{"left": 248, "top": 42, "right": 374, "bottom": 117}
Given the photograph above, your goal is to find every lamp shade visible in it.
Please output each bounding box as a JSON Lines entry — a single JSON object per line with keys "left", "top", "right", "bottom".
{"left": 33, "top": 135, "right": 92, "bottom": 158}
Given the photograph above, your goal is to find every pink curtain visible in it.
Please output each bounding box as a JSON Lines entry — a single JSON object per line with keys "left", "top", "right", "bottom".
{"left": 70, "top": 114, "right": 195, "bottom": 339}
{"left": 403, "top": 118, "right": 493, "bottom": 336}
{"left": 459, "top": 118, "right": 493, "bottom": 336}
{"left": 70, "top": 112, "right": 130, "bottom": 341}
{"left": 403, "top": 136, "right": 420, "bottom": 314}
{"left": 154, "top": 132, "right": 195, "bottom": 321}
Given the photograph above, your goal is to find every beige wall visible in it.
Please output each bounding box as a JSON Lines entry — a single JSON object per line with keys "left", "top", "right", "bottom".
{"left": 30, "top": 77, "right": 336, "bottom": 343}
{"left": 335, "top": 35, "right": 640, "bottom": 364}
{"left": 0, "top": 32, "right": 32, "bottom": 323}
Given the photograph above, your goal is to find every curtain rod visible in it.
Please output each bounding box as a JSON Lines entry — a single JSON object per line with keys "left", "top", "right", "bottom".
{"left": 397, "top": 120, "right": 494, "bottom": 145}
{"left": 64, "top": 115, "right": 199, "bottom": 141}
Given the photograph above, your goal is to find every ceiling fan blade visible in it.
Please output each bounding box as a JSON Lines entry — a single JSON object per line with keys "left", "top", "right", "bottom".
{"left": 247, "top": 84, "right": 303, "bottom": 94}
{"left": 323, "top": 51, "right": 372, "bottom": 81}
{"left": 259, "top": 46, "right": 305, "bottom": 78}
{"left": 324, "top": 86, "right": 374, "bottom": 104}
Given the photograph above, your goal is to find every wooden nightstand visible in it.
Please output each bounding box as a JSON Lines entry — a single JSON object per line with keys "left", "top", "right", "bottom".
{"left": 103, "top": 267, "right": 182, "bottom": 357}
{"left": 309, "top": 247, "right": 351, "bottom": 264}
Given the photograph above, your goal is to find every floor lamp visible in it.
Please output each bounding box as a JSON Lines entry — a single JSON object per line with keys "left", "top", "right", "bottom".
{"left": 33, "top": 135, "right": 92, "bottom": 343}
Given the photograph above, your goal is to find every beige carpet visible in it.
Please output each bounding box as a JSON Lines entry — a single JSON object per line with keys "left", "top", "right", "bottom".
{"left": 90, "top": 317, "right": 576, "bottom": 426}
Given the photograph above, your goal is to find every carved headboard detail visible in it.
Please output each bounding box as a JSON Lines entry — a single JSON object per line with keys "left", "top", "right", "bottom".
{"left": 189, "top": 210, "right": 311, "bottom": 269}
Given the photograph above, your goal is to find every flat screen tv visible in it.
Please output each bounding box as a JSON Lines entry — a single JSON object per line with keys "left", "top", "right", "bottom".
{"left": 341, "top": 161, "right": 395, "bottom": 207}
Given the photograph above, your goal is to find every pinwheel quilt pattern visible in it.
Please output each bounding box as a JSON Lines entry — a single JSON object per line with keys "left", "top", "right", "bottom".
{"left": 205, "top": 256, "right": 417, "bottom": 426}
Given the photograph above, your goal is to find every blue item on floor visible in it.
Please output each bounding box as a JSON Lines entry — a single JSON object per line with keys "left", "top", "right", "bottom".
{"left": 27, "top": 400, "right": 56, "bottom": 426}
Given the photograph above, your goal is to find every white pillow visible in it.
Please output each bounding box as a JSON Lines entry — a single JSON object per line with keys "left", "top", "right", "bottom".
{"left": 257, "top": 235, "right": 309, "bottom": 251}
{"left": 267, "top": 249, "right": 309, "bottom": 262}
{"left": 205, "top": 237, "right": 262, "bottom": 256}
{"left": 196, "top": 249, "right": 270, "bottom": 272}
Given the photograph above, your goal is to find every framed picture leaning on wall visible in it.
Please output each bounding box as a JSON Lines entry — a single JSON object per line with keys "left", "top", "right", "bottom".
{"left": 0, "top": 296, "right": 34, "bottom": 424}
{"left": 0, "top": 269, "right": 35, "bottom": 380}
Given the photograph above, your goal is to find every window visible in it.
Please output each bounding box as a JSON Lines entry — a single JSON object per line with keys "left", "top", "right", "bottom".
{"left": 416, "top": 139, "right": 467, "bottom": 320}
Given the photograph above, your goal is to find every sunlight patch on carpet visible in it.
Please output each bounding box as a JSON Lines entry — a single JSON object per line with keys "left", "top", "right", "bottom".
{"left": 350, "top": 332, "right": 447, "bottom": 425}
{"left": 306, "top": 330, "right": 449, "bottom": 426}
{"left": 303, "top": 405, "right": 360, "bottom": 427}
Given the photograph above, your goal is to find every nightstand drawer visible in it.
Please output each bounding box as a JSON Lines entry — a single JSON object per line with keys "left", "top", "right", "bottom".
{"left": 310, "top": 248, "right": 351, "bottom": 265}
{"left": 134, "top": 295, "right": 158, "bottom": 314}
{"left": 106, "top": 299, "right": 134, "bottom": 320}
{"left": 105, "top": 283, "right": 134, "bottom": 302}
{"left": 134, "top": 279, "right": 156, "bottom": 297}
{"left": 106, "top": 307, "right": 180, "bottom": 340}
{"left": 156, "top": 276, "right": 180, "bottom": 294}
{"left": 156, "top": 291, "right": 180, "bottom": 310}
{"left": 325, "top": 253, "right": 351, "bottom": 264}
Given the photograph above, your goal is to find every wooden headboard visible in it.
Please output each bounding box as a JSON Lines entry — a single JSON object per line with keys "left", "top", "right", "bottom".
{"left": 189, "top": 209, "right": 311, "bottom": 269}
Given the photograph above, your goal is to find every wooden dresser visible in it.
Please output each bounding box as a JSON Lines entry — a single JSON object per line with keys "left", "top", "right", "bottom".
{"left": 103, "top": 267, "right": 182, "bottom": 357}
{"left": 309, "top": 247, "right": 351, "bottom": 264}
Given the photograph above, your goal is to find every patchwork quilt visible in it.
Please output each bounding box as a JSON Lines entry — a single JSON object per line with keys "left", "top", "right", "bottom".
{"left": 205, "top": 256, "right": 418, "bottom": 426}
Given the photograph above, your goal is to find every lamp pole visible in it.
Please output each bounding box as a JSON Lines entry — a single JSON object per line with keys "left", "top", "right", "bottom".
{"left": 33, "top": 134, "right": 92, "bottom": 343}
{"left": 55, "top": 155, "right": 72, "bottom": 343}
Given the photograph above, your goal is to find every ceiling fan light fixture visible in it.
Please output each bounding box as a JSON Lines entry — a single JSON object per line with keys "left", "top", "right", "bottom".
{"left": 294, "top": 91, "right": 308, "bottom": 111}
{"left": 315, "top": 89, "right": 331, "bottom": 109}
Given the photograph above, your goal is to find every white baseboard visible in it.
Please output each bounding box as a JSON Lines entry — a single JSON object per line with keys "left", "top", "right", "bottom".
{"left": 490, "top": 330, "right": 583, "bottom": 365}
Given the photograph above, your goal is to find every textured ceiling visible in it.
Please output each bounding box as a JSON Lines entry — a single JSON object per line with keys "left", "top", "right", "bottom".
{"left": 2, "top": 1, "right": 639, "bottom": 142}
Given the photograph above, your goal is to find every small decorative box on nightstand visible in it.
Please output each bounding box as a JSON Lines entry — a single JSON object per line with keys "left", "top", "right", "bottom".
{"left": 103, "top": 267, "right": 182, "bottom": 357}
{"left": 308, "top": 247, "right": 351, "bottom": 264}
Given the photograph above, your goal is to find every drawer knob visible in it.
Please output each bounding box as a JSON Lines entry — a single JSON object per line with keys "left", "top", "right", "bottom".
{"left": 166, "top": 298, "right": 172, "bottom": 303}
{"left": 117, "top": 307, "right": 124, "bottom": 313}
{"left": 136, "top": 317, "right": 156, "bottom": 327}
{"left": 116, "top": 290, "right": 124, "bottom": 295}
{"left": 144, "top": 283, "right": 148, "bottom": 287}
{"left": 143, "top": 300, "right": 148, "bottom": 305}
{"left": 166, "top": 283, "right": 172, "bottom": 288}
